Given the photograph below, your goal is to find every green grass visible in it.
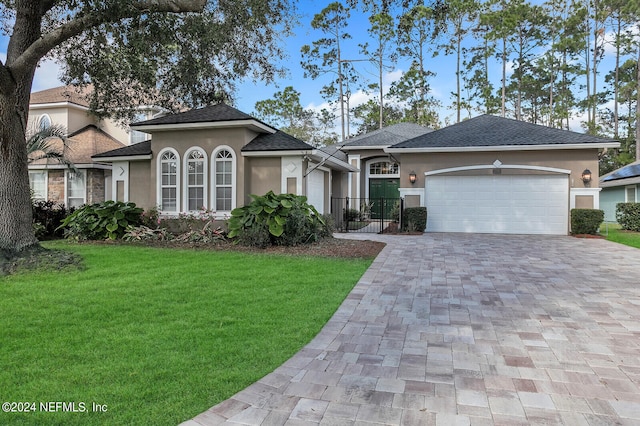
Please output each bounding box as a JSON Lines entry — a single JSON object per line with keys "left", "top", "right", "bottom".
{"left": 0, "top": 241, "right": 373, "bottom": 425}
{"left": 600, "top": 223, "right": 640, "bottom": 249}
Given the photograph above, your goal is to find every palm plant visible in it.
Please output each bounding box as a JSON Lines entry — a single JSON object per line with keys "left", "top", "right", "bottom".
{"left": 26, "top": 124, "right": 74, "bottom": 168}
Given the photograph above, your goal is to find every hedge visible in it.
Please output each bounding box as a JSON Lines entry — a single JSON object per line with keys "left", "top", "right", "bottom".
{"left": 616, "top": 203, "right": 640, "bottom": 232}
{"left": 570, "top": 209, "right": 604, "bottom": 235}
{"left": 403, "top": 207, "right": 427, "bottom": 232}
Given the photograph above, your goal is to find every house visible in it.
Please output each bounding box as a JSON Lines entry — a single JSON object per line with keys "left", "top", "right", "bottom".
{"left": 92, "top": 103, "right": 357, "bottom": 217}
{"left": 27, "top": 85, "right": 163, "bottom": 207}
{"left": 599, "top": 160, "right": 640, "bottom": 222}
{"left": 342, "top": 115, "right": 618, "bottom": 235}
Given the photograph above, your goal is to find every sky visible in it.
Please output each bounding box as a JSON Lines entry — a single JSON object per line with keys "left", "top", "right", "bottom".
{"left": 2, "top": 0, "right": 626, "bottom": 135}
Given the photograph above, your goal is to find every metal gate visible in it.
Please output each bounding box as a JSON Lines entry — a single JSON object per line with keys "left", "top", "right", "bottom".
{"left": 331, "top": 197, "right": 402, "bottom": 233}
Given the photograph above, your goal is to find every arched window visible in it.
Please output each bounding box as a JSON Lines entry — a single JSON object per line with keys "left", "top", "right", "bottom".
{"left": 213, "top": 148, "right": 234, "bottom": 212}
{"left": 185, "top": 148, "right": 207, "bottom": 211}
{"left": 38, "top": 114, "right": 52, "bottom": 131}
{"left": 158, "top": 149, "right": 179, "bottom": 213}
{"left": 369, "top": 161, "right": 399, "bottom": 175}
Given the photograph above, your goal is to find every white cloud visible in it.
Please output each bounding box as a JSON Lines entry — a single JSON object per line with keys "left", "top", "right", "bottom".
{"left": 32, "top": 57, "right": 64, "bottom": 92}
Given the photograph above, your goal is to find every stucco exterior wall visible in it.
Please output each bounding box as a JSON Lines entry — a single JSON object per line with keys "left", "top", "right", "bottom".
{"left": 246, "top": 157, "right": 281, "bottom": 203}
{"left": 397, "top": 149, "right": 599, "bottom": 189}
{"left": 128, "top": 161, "right": 153, "bottom": 210}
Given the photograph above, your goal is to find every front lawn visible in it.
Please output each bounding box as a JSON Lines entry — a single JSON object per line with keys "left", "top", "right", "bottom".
{"left": 0, "top": 241, "right": 373, "bottom": 425}
{"left": 600, "top": 223, "right": 640, "bottom": 249}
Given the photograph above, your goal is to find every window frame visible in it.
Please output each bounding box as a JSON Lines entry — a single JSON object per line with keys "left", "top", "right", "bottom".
{"left": 212, "top": 146, "right": 236, "bottom": 213}
{"left": 183, "top": 147, "right": 208, "bottom": 213}
{"left": 157, "top": 148, "right": 180, "bottom": 214}
{"left": 29, "top": 170, "right": 48, "bottom": 201}
{"left": 65, "top": 169, "right": 87, "bottom": 208}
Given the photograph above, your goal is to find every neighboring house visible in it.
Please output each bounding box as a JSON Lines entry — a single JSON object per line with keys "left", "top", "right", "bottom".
{"left": 28, "top": 85, "right": 163, "bottom": 207}
{"left": 599, "top": 160, "right": 640, "bottom": 222}
{"left": 342, "top": 115, "right": 618, "bottom": 235}
{"left": 92, "top": 103, "right": 356, "bottom": 217}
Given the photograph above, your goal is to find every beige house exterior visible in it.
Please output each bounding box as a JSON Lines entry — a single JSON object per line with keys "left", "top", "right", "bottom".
{"left": 341, "top": 116, "right": 618, "bottom": 235}
{"left": 93, "top": 103, "right": 356, "bottom": 217}
{"left": 28, "top": 85, "right": 161, "bottom": 207}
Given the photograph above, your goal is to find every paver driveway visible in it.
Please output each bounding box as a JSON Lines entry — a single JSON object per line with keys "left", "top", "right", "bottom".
{"left": 182, "top": 233, "right": 640, "bottom": 425}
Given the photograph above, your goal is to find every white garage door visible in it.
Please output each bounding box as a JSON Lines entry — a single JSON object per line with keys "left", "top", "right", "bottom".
{"left": 425, "top": 174, "right": 569, "bottom": 235}
{"left": 307, "top": 169, "right": 325, "bottom": 214}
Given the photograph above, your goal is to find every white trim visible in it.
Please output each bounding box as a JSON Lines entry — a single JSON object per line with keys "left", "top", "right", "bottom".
{"left": 340, "top": 145, "right": 391, "bottom": 151}
{"left": 347, "top": 154, "right": 361, "bottom": 199}
{"left": 29, "top": 170, "right": 48, "bottom": 201}
{"left": 625, "top": 185, "right": 638, "bottom": 203}
{"left": 386, "top": 143, "right": 620, "bottom": 153}
{"left": 29, "top": 163, "right": 113, "bottom": 171}
{"left": 426, "top": 164, "right": 572, "bottom": 176}
{"left": 92, "top": 154, "right": 153, "bottom": 162}
{"left": 398, "top": 187, "right": 423, "bottom": 206}
{"left": 212, "top": 145, "right": 237, "bottom": 213}
{"left": 132, "top": 119, "right": 276, "bottom": 134}
{"left": 183, "top": 147, "right": 208, "bottom": 212}
{"left": 365, "top": 157, "right": 400, "bottom": 200}
{"left": 281, "top": 156, "right": 304, "bottom": 195}
{"left": 29, "top": 102, "right": 90, "bottom": 112}
{"left": 570, "top": 187, "right": 602, "bottom": 209}
{"left": 112, "top": 161, "right": 129, "bottom": 202}
{"left": 65, "top": 169, "right": 87, "bottom": 208}
{"left": 242, "top": 150, "right": 312, "bottom": 157}
{"left": 157, "top": 148, "right": 180, "bottom": 214}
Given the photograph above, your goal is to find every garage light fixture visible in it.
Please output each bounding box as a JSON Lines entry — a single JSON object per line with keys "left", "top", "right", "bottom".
{"left": 409, "top": 171, "right": 417, "bottom": 184}
{"left": 581, "top": 169, "right": 592, "bottom": 184}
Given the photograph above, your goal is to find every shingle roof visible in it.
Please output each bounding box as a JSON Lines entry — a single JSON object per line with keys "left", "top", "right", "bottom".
{"left": 317, "top": 145, "right": 348, "bottom": 162}
{"left": 391, "top": 115, "right": 617, "bottom": 149}
{"left": 242, "top": 131, "right": 313, "bottom": 152}
{"left": 341, "top": 122, "right": 433, "bottom": 148}
{"left": 30, "top": 85, "right": 91, "bottom": 107}
{"left": 30, "top": 125, "right": 125, "bottom": 165}
{"left": 92, "top": 140, "right": 151, "bottom": 159}
{"left": 132, "top": 103, "right": 270, "bottom": 127}
{"left": 601, "top": 160, "right": 640, "bottom": 184}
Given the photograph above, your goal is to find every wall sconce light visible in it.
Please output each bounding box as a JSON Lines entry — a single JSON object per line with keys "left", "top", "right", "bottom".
{"left": 581, "top": 169, "right": 592, "bottom": 184}
{"left": 409, "top": 171, "right": 417, "bottom": 184}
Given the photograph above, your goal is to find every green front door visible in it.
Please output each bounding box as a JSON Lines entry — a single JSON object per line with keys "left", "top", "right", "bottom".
{"left": 369, "top": 178, "right": 399, "bottom": 219}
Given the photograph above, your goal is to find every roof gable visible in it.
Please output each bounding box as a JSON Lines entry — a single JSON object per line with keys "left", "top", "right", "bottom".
{"left": 390, "top": 115, "right": 618, "bottom": 151}
{"left": 92, "top": 140, "right": 152, "bottom": 159}
{"left": 131, "top": 103, "right": 275, "bottom": 134}
{"left": 341, "top": 122, "right": 433, "bottom": 148}
{"left": 242, "top": 131, "right": 313, "bottom": 152}
{"left": 30, "top": 85, "right": 91, "bottom": 108}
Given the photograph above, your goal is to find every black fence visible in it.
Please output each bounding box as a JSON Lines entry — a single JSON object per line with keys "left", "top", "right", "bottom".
{"left": 331, "top": 197, "right": 403, "bottom": 233}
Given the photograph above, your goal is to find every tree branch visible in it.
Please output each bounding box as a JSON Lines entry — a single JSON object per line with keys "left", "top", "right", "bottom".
{"left": 8, "top": 0, "right": 206, "bottom": 77}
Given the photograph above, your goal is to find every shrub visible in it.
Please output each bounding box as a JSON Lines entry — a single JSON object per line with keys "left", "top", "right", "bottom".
{"left": 403, "top": 207, "right": 427, "bottom": 232}
{"left": 139, "top": 207, "right": 160, "bottom": 229}
{"left": 571, "top": 209, "right": 605, "bottom": 235}
{"left": 616, "top": 203, "right": 640, "bottom": 232}
{"left": 173, "top": 221, "right": 226, "bottom": 244}
{"left": 32, "top": 200, "right": 71, "bottom": 239}
{"left": 58, "top": 201, "right": 143, "bottom": 240}
{"left": 123, "top": 225, "right": 173, "bottom": 242}
{"left": 228, "top": 191, "right": 325, "bottom": 247}
{"left": 344, "top": 208, "right": 360, "bottom": 221}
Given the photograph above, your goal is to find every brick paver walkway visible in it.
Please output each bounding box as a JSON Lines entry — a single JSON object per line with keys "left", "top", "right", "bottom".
{"left": 182, "top": 233, "right": 640, "bottom": 425}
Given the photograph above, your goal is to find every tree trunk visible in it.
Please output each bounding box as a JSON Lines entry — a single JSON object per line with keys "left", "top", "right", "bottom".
{"left": 0, "top": 89, "right": 39, "bottom": 252}
{"left": 636, "top": 44, "right": 640, "bottom": 161}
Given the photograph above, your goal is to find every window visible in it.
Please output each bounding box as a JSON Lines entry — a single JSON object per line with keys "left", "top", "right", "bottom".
{"left": 369, "top": 161, "right": 399, "bottom": 175}
{"left": 214, "top": 148, "right": 234, "bottom": 211}
{"left": 38, "top": 114, "right": 52, "bottom": 131}
{"left": 29, "top": 171, "right": 47, "bottom": 201}
{"left": 159, "top": 150, "right": 179, "bottom": 212}
{"left": 130, "top": 111, "right": 152, "bottom": 144}
{"left": 626, "top": 186, "right": 637, "bottom": 203}
{"left": 185, "top": 149, "right": 207, "bottom": 211}
{"left": 66, "top": 170, "right": 86, "bottom": 208}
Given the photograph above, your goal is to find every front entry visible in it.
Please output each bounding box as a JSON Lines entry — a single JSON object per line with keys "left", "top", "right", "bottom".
{"left": 369, "top": 178, "right": 399, "bottom": 219}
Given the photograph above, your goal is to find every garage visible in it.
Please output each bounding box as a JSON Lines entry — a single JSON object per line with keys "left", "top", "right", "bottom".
{"left": 306, "top": 168, "right": 325, "bottom": 214}
{"left": 425, "top": 174, "right": 569, "bottom": 235}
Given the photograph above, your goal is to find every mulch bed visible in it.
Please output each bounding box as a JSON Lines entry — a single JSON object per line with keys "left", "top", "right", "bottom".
{"left": 1, "top": 237, "right": 386, "bottom": 277}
